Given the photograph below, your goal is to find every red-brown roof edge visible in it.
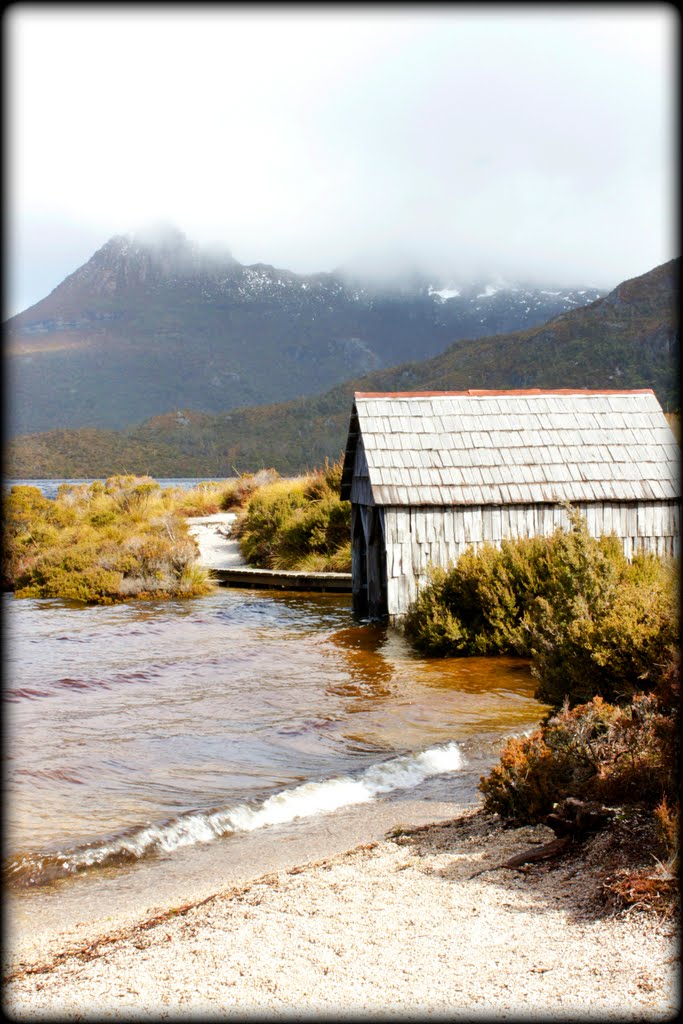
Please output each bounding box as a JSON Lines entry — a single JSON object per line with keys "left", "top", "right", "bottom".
{"left": 353, "top": 388, "right": 656, "bottom": 398}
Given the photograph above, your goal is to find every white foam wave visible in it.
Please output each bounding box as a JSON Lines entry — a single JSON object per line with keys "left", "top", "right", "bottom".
{"left": 220, "top": 742, "right": 463, "bottom": 832}
{"left": 12, "top": 742, "right": 465, "bottom": 882}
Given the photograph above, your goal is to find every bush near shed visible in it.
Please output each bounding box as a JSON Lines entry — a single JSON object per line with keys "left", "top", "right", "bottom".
{"left": 404, "top": 507, "right": 680, "bottom": 905}
{"left": 404, "top": 507, "right": 678, "bottom": 707}
{"left": 478, "top": 660, "right": 680, "bottom": 912}
{"left": 231, "top": 458, "right": 351, "bottom": 573}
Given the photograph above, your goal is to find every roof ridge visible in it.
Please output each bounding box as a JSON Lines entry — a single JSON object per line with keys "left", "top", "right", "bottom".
{"left": 354, "top": 388, "right": 656, "bottom": 399}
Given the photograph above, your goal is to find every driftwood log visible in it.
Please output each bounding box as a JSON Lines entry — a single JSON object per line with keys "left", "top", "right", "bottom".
{"left": 468, "top": 799, "right": 614, "bottom": 879}
{"left": 468, "top": 835, "right": 571, "bottom": 879}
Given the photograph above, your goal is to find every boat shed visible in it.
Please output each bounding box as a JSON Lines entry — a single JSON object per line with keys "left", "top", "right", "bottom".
{"left": 340, "top": 389, "right": 680, "bottom": 622}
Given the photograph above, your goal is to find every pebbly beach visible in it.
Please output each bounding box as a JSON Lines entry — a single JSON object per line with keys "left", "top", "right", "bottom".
{"left": 4, "top": 806, "right": 678, "bottom": 1020}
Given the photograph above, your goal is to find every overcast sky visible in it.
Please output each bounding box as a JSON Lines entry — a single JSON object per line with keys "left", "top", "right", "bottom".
{"left": 4, "top": 3, "right": 677, "bottom": 316}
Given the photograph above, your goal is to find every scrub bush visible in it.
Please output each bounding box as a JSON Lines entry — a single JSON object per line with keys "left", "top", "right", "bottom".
{"left": 480, "top": 682, "right": 679, "bottom": 826}
{"left": 478, "top": 730, "right": 574, "bottom": 824}
{"left": 404, "top": 507, "right": 678, "bottom": 710}
{"left": 232, "top": 459, "right": 351, "bottom": 572}
{"left": 404, "top": 535, "right": 552, "bottom": 656}
{"left": 3, "top": 477, "right": 214, "bottom": 603}
{"left": 523, "top": 514, "right": 678, "bottom": 707}
{"left": 408, "top": 506, "right": 679, "bottom": 873}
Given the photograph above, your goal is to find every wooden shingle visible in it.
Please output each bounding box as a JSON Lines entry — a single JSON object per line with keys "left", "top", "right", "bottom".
{"left": 341, "top": 389, "right": 678, "bottom": 507}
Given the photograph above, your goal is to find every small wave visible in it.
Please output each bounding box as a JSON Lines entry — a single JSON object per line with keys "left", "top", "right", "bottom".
{"left": 56, "top": 677, "right": 109, "bottom": 691}
{"left": 3, "top": 687, "right": 53, "bottom": 702}
{"left": 4, "top": 671, "right": 160, "bottom": 703}
{"left": 15, "top": 766, "right": 86, "bottom": 785}
{"left": 6, "top": 742, "right": 464, "bottom": 887}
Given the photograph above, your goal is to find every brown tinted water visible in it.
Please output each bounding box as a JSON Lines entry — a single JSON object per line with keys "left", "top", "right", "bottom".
{"left": 3, "top": 588, "right": 546, "bottom": 945}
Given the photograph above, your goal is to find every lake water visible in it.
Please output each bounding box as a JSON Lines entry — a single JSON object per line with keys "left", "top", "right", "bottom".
{"left": 3, "top": 480, "right": 547, "bottom": 946}
{"left": 3, "top": 478, "right": 220, "bottom": 501}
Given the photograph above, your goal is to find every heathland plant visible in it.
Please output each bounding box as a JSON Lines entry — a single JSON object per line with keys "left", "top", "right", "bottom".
{"left": 3, "top": 465, "right": 351, "bottom": 602}
{"left": 232, "top": 458, "right": 351, "bottom": 572}
{"left": 404, "top": 507, "right": 678, "bottom": 707}
{"left": 404, "top": 507, "right": 680, "bottom": 892}
{"left": 480, "top": 683, "right": 679, "bottom": 824}
{"left": 526, "top": 530, "right": 678, "bottom": 708}
{"left": 3, "top": 477, "right": 215, "bottom": 603}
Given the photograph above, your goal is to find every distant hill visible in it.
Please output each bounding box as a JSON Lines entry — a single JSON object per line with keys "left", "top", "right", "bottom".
{"left": 5, "top": 226, "right": 604, "bottom": 435}
{"left": 6, "top": 259, "right": 677, "bottom": 479}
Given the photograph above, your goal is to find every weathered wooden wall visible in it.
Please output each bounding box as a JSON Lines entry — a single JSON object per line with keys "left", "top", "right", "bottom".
{"left": 382, "top": 500, "right": 680, "bottom": 622}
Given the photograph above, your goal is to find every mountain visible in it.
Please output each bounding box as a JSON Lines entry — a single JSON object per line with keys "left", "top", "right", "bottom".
{"left": 5, "top": 226, "right": 604, "bottom": 436}
{"left": 7, "top": 260, "right": 677, "bottom": 480}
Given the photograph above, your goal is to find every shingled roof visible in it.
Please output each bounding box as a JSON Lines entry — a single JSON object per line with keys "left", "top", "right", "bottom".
{"left": 340, "top": 389, "right": 680, "bottom": 507}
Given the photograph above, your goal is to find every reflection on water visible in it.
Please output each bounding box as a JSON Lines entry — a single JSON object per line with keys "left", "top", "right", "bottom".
{"left": 4, "top": 588, "right": 546, "bottom": 903}
{"left": 325, "top": 624, "right": 396, "bottom": 702}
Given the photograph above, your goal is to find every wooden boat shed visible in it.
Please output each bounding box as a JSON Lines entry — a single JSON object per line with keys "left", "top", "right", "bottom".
{"left": 340, "top": 389, "right": 680, "bottom": 622}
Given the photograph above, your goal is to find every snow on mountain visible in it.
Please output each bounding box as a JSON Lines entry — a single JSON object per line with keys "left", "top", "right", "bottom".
{"left": 6, "top": 229, "right": 608, "bottom": 436}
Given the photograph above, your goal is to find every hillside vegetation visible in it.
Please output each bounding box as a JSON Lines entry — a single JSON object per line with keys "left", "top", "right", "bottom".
{"left": 7, "top": 227, "right": 600, "bottom": 436}
{"left": 6, "top": 259, "right": 677, "bottom": 478}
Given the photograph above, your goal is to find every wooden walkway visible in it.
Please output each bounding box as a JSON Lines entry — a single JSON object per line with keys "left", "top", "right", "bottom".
{"left": 210, "top": 566, "right": 352, "bottom": 593}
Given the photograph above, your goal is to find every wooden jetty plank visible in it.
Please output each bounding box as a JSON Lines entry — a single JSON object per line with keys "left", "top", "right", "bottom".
{"left": 209, "top": 567, "right": 352, "bottom": 592}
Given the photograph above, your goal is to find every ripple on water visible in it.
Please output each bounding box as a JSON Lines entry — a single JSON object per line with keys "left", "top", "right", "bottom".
{"left": 4, "top": 589, "right": 547, "bottom": 909}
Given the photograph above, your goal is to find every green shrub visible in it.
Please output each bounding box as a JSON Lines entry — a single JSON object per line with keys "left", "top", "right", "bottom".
{"left": 233, "top": 460, "right": 351, "bottom": 572}
{"left": 89, "top": 509, "right": 118, "bottom": 527}
{"left": 17, "top": 564, "right": 123, "bottom": 604}
{"left": 523, "top": 518, "right": 678, "bottom": 707}
{"left": 404, "top": 507, "right": 678, "bottom": 711}
{"left": 401, "top": 566, "right": 472, "bottom": 655}
{"left": 404, "top": 536, "right": 553, "bottom": 656}
{"left": 3, "top": 476, "right": 214, "bottom": 604}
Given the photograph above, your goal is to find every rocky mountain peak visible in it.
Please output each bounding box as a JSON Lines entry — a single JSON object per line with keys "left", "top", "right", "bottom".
{"left": 73, "top": 228, "right": 236, "bottom": 295}
{"left": 6, "top": 230, "right": 621, "bottom": 437}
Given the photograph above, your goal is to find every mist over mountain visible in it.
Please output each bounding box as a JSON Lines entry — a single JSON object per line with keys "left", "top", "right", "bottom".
{"left": 5, "top": 228, "right": 604, "bottom": 436}
{"left": 7, "top": 259, "right": 677, "bottom": 480}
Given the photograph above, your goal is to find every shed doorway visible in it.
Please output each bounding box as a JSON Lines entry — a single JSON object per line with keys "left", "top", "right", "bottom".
{"left": 351, "top": 505, "right": 388, "bottom": 621}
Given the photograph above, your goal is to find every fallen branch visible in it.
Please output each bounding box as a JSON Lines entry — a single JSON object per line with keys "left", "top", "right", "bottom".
{"left": 468, "top": 835, "right": 572, "bottom": 879}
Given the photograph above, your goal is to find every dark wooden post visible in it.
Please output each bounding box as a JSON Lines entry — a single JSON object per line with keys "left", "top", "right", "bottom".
{"left": 366, "top": 507, "right": 388, "bottom": 620}
{"left": 351, "top": 504, "right": 369, "bottom": 618}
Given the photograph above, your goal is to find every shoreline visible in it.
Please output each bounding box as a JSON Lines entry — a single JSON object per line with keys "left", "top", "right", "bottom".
{"left": 6, "top": 794, "right": 474, "bottom": 960}
{"left": 4, "top": 807, "right": 678, "bottom": 1020}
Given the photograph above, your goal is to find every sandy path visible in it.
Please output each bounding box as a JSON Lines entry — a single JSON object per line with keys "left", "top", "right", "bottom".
{"left": 4, "top": 810, "right": 677, "bottom": 1020}
{"left": 185, "top": 513, "right": 244, "bottom": 569}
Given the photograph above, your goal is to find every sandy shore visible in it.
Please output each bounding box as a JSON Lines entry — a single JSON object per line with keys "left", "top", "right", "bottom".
{"left": 4, "top": 808, "right": 678, "bottom": 1020}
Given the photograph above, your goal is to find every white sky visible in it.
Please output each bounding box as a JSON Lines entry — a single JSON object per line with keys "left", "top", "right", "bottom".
{"left": 4, "top": 3, "right": 678, "bottom": 315}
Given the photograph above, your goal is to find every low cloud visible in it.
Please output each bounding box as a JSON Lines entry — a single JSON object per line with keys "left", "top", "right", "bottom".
{"left": 6, "top": 7, "right": 676, "bottom": 313}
